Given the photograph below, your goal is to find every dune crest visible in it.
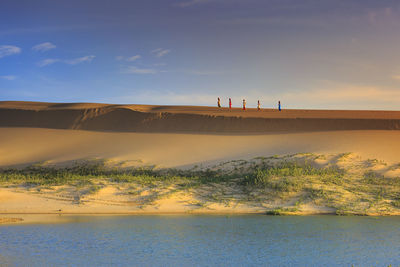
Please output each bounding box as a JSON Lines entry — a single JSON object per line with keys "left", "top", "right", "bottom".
{"left": 1, "top": 101, "right": 400, "bottom": 133}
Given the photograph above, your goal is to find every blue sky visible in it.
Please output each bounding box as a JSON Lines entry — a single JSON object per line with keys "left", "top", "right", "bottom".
{"left": 1, "top": 0, "right": 400, "bottom": 109}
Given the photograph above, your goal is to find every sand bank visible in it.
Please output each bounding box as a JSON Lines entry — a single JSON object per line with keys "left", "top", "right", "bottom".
{"left": 1, "top": 102, "right": 400, "bottom": 220}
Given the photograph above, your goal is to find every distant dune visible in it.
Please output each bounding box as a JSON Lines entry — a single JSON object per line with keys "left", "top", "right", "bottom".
{"left": 0, "top": 101, "right": 400, "bottom": 168}
{"left": 1, "top": 101, "right": 400, "bottom": 133}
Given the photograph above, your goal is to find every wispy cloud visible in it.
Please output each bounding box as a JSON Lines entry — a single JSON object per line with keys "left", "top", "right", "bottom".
{"left": 32, "top": 42, "right": 56, "bottom": 52}
{"left": 123, "top": 66, "right": 157, "bottom": 74}
{"left": 65, "top": 55, "right": 95, "bottom": 65}
{"left": 0, "top": 75, "right": 16, "bottom": 80}
{"left": 151, "top": 48, "right": 170, "bottom": 57}
{"left": 117, "top": 55, "right": 142, "bottom": 62}
{"left": 0, "top": 45, "right": 21, "bottom": 59}
{"left": 37, "top": 58, "right": 60, "bottom": 67}
{"left": 126, "top": 55, "right": 141, "bottom": 62}
{"left": 37, "top": 55, "right": 95, "bottom": 67}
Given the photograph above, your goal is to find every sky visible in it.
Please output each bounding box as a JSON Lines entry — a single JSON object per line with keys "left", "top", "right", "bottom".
{"left": 1, "top": 0, "right": 400, "bottom": 109}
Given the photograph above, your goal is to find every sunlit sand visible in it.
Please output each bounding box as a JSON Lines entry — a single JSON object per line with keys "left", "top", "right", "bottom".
{"left": 1, "top": 101, "right": 400, "bottom": 220}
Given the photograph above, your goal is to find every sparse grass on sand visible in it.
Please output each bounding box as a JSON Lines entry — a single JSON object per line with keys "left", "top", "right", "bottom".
{"left": 1, "top": 153, "right": 400, "bottom": 215}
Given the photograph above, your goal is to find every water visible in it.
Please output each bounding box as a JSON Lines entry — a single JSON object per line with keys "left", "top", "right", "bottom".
{"left": 0, "top": 215, "right": 399, "bottom": 266}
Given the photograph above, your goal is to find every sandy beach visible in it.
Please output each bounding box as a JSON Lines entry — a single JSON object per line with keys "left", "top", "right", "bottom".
{"left": 1, "top": 101, "right": 400, "bottom": 221}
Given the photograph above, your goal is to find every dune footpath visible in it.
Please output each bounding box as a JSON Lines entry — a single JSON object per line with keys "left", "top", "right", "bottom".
{"left": 1, "top": 101, "right": 400, "bottom": 219}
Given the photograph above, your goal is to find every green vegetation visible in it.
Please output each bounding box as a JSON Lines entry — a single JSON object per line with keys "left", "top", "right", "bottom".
{"left": 0, "top": 162, "right": 225, "bottom": 186}
{"left": 243, "top": 162, "right": 343, "bottom": 189}
{"left": 1, "top": 153, "right": 400, "bottom": 215}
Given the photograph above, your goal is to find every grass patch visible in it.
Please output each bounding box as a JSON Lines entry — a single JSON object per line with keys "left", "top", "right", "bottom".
{"left": 266, "top": 207, "right": 299, "bottom": 215}
{"left": 243, "top": 162, "right": 343, "bottom": 191}
{"left": 1, "top": 155, "right": 400, "bottom": 215}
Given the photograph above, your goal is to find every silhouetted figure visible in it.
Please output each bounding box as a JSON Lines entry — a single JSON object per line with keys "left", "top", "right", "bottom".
{"left": 278, "top": 100, "right": 281, "bottom": 111}
{"left": 243, "top": 99, "right": 246, "bottom": 110}
{"left": 217, "top": 97, "right": 221, "bottom": 108}
{"left": 257, "top": 100, "right": 261, "bottom": 111}
{"left": 229, "top": 98, "right": 232, "bottom": 110}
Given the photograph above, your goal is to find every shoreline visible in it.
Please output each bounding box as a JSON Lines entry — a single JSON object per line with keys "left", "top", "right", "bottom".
{"left": 2, "top": 211, "right": 399, "bottom": 226}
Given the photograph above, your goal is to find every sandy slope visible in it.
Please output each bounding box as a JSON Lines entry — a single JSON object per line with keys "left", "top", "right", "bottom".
{"left": 0, "top": 128, "right": 400, "bottom": 168}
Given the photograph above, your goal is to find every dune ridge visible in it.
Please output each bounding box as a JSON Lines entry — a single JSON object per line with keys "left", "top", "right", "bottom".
{"left": 1, "top": 101, "right": 400, "bottom": 133}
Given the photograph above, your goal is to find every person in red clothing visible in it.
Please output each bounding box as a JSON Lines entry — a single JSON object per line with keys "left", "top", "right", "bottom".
{"left": 243, "top": 99, "right": 246, "bottom": 110}
{"left": 229, "top": 98, "right": 232, "bottom": 110}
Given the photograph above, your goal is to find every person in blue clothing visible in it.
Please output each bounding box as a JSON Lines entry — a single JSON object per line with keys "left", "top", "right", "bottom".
{"left": 278, "top": 100, "right": 281, "bottom": 111}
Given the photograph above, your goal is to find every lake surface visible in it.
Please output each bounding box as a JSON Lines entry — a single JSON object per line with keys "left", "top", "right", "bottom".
{"left": 1, "top": 215, "right": 399, "bottom": 266}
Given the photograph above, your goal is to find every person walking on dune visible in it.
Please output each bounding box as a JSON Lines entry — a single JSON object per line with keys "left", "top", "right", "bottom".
{"left": 257, "top": 100, "right": 261, "bottom": 111}
{"left": 243, "top": 99, "right": 246, "bottom": 110}
{"left": 229, "top": 98, "right": 232, "bottom": 110}
{"left": 217, "top": 97, "right": 221, "bottom": 108}
{"left": 278, "top": 100, "right": 281, "bottom": 111}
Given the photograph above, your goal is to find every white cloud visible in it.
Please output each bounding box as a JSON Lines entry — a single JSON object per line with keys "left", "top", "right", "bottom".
{"left": 0, "top": 45, "right": 21, "bottom": 58}
{"left": 32, "top": 42, "right": 56, "bottom": 52}
{"left": 151, "top": 48, "right": 170, "bottom": 57}
{"left": 37, "top": 58, "right": 59, "bottom": 67}
{"left": 123, "top": 66, "right": 157, "bottom": 74}
{"left": 0, "top": 75, "right": 16, "bottom": 80}
{"left": 116, "top": 55, "right": 142, "bottom": 61}
{"left": 126, "top": 55, "right": 141, "bottom": 62}
{"left": 37, "top": 55, "right": 95, "bottom": 67}
{"left": 65, "top": 55, "right": 95, "bottom": 65}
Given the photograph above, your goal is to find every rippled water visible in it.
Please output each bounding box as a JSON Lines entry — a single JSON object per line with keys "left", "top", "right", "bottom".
{"left": 0, "top": 215, "right": 399, "bottom": 266}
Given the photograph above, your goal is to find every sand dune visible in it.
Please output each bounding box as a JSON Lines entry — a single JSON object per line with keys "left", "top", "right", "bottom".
{"left": 1, "top": 101, "right": 400, "bottom": 133}
{"left": 1, "top": 128, "right": 400, "bottom": 168}
{"left": 1, "top": 101, "right": 400, "bottom": 217}
{"left": 0, "top": 101, "right": 400, "bottom": 167}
